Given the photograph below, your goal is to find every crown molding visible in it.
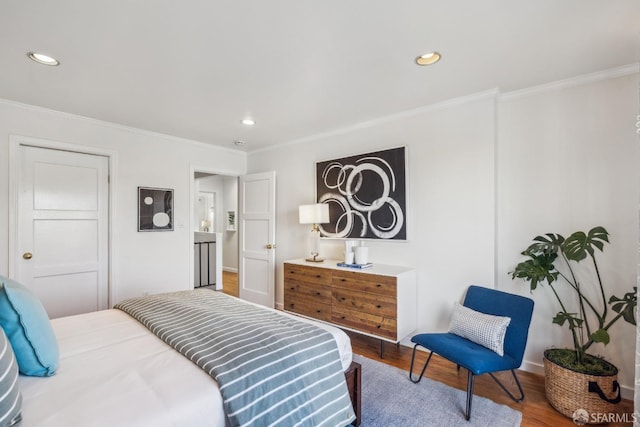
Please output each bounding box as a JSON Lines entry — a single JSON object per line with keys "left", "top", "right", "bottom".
{"left": 500, "top": 63, "right": 639, "bottom": 101}
{"left": 249, "top": 89, "right": 500, "bottom": 155}
{"left": 0, "top": 98, "right": 247, "bottom": 157}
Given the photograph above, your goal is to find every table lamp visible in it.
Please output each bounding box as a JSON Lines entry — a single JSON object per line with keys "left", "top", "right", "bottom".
{"left": 298, "top": 203, "right": 330, "bottom": 262}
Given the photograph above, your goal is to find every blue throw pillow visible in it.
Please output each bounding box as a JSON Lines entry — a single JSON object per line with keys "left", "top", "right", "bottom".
{"left": 0, "top": 276, "right": 59, "bottom": 376}
{"left": 0, "top": 327, "right": 22, "bottom": 426}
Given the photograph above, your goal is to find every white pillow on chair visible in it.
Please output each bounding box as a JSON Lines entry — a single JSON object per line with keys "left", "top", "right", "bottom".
{"left": 448, "top": 302, "right": 511, "bottom": 356}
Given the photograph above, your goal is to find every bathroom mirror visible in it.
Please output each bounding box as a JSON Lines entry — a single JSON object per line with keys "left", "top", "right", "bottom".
{"left": 196, "top": 191, "right": 215, "bottom": 232}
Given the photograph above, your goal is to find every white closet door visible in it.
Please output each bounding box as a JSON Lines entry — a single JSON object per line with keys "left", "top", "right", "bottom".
{"left": 16, "top": 145, "right": 109, "bottom": 318}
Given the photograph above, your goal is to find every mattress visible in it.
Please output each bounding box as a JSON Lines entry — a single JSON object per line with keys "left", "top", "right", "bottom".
{"left": 18, "top": 304, "right": 353, "bottom": 426}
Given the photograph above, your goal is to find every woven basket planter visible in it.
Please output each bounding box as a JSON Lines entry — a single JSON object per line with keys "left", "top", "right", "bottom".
{"left": 544, "top": 349, "right": 621, "bottom": 423}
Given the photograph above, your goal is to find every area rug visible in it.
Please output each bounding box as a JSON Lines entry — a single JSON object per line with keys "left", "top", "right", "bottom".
{"left": 354, "top": 354, "right": 522, "bottom": 427}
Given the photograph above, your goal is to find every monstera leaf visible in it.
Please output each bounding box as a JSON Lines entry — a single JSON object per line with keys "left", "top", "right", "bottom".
{"left": 562, "top": 226, "right": 609, "bottom": 262}
{"left": 512, "top": 226, "right": 635, "bottom": 365}
{"left": 524, "top": 233, "right": 564, "bottom": 256}
{"left": 610, "top": 288, "right": 638, "bottom": 326}
{"left": 552, "top": 312, "right": 583, "bottom": 329}
{"left": 511, "top": 252, "right": 558, "bottom": 291}
{"left": 589, "top": 328, "right": 610, "bottom": 345}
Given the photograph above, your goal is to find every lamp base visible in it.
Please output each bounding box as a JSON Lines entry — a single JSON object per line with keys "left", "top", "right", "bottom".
{"left": 305, "top": 256, "right": 325, "bottom": 263}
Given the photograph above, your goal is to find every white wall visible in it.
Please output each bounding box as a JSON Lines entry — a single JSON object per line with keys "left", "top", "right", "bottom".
{"left": 247, "top": 70, "right": 639, "bottom": 397}
{"left": 248, "top": 94, "right": 497, "bottom": 336}
{"left": 0, "top": 100, "right": 247, "bottom": 303}
{"left": 496, "top": 71, "right": 639, "bottom": 397}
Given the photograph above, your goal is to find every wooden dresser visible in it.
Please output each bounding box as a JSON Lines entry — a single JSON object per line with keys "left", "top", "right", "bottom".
{"left": 283, "top": 259, "right": 417, "bottom": 348}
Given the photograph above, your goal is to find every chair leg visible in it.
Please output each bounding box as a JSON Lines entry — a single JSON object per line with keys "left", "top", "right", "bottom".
{"left": 408, "top": 344, "right": 433, "bottom": 383}
{"left": 465, "top": 370, "right": 475, "bottom": 421}
{"left": 488, "top": 370, "right": 525, "bottom": 402}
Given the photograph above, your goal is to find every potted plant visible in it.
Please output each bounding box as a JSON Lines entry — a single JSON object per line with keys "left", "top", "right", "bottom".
{"left": 510, "top": 226, "right": 637, "bottom": 421}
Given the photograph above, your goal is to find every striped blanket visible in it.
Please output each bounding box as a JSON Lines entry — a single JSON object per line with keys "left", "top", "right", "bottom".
{"left": 115, "top": 290, "right": 355, "bottom": 427}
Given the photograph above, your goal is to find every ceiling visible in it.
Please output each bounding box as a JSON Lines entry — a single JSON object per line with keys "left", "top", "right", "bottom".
{"left": 1, "top": 1, "right": 638, "bottom": 153}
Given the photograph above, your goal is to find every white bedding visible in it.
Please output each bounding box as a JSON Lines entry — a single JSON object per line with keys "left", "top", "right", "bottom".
{"left": 18, "top": 304, "right": 352, "bottom": 427}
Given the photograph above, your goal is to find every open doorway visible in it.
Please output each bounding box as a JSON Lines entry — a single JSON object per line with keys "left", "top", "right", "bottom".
{"left": 192, "top": 171, "right": 239, "bottom": 297}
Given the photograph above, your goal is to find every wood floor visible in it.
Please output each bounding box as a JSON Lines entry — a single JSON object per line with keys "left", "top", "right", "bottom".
{"left": 220, "top": 272, "right": 634, "bottom": 425}
{"left": 221, "top": 270, "right": 239, "bottom": 297}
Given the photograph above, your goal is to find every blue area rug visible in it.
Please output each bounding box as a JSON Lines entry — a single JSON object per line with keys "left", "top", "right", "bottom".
{"left": 354, "top": 354, "right": 522, "bottom": 427}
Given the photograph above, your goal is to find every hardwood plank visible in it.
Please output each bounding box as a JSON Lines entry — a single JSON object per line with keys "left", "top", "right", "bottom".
{"left": 347, "top": 331, "right": 634, "bottom": 426}
{"left": 221, "top": 271, "right": 238, "bottom": 297}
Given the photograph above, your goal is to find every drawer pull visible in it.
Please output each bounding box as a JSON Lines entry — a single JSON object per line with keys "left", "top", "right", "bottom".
{"left": 341, "top": 278, "right": 347, "bottom": 282}
{"left": 376, "top": 284, "right": 381, "bottom": 287}
{"left": 290, "top": 304, "right": 294, "bottom": 308}
{"left": 376, "top": 305, "right": 382, "bottom": 308}
{"left": 316, "top": 310, "right": 321, "bottom": 313}
{"left": 341, "top": 316, "right": 346, "bottom": 320}
{"left": 290, "top": 287, "right": 295, "bottom": 290}
{"left": 316, "top": 274, "right": 321, "bottom": 278}
{"left": 377, "top": 325, "right": 381, "bottom": 329}
{"left": 341, "top": 297, "right": 346, "bottom": 301}
{"left": 315, "top": 292, "right": 321, "bottom": 296}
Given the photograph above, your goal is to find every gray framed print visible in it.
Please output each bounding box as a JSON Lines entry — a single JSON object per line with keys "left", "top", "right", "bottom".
{"left": 138, "top": 187, "right": 174, "bottom": 231}
{"left": 316, "top": 146, "right": 407, "bottom": 240}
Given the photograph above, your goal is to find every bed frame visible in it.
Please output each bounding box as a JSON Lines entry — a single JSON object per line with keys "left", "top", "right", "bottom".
{"left": 345, "top": 361, "right": 362, "bottom": 426}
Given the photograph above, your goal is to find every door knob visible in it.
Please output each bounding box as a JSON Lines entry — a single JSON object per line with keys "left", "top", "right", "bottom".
{"left": 23, "top": 252, "right": 33, "bottom": 260}
{"left": 265, "top": 244, "right": 276, "bottom": 249}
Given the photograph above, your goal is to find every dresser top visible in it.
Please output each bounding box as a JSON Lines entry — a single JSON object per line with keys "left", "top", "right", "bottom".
{"left": 284, "top": 258, "right": 415, "bottom": 276}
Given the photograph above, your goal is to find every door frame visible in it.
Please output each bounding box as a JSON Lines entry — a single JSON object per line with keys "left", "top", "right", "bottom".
{"left": 8, "top": 135, "right": 117, "bottom": 305}
{"left": 189, "top": 165, "right": 240, "bottom": 290}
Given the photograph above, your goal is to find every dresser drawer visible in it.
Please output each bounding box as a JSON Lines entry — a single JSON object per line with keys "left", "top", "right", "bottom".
{"left": 332, "top": 306, "right": 396, "bottom": 340}
{"left": 284, "top": 263, "right": 332, "bottom": 285}
{"left": 332, "top": 288, "right": 396, "bottom": 318}
{"left": 285, "top": 279, "right": 331, "bottom": 303}
{"left": 332, "top": 271, "right": 396, "bottom": 296}
{"left": 284, "top": 293, "right": 331, "bottom": 322}
{"left": 283, "top": 259, "right": 416, "bottom": 345}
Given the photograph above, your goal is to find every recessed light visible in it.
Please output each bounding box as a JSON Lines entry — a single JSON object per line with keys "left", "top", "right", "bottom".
{"left": 415, "top": 52, "right": 441, "bottom": 66}
{"left": 27, "top": 52, "right": 60, "bottom": 66}
{"left": 241, "top": 119, "right": 255, "bottom": 126}
{"left": 234, "top": 140, "right": 246, "bottom": 146}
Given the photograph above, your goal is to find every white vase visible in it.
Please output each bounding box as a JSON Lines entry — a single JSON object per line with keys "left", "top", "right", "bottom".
{"left": 354, "top": 246, "right": 368, "bottom": 264}
{"left": 344, "top": 251, "right": 355, "bottom": 264}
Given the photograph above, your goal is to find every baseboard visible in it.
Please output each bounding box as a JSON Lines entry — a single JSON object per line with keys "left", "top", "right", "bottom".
{"left": 222, "top": 267, "right": 238, "bottom": 273}
{"left": 275, "top": 302, "right": 284, "bottom": 310}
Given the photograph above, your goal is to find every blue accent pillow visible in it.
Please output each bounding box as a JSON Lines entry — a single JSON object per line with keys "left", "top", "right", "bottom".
{"left": 0, "top": 276, "right": 59, "bottom": 376}
{"left": 0, "top": 327, "right": 22, "bottom": 426}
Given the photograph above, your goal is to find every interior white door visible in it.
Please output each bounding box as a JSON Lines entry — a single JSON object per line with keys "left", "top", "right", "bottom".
{"left": 16, "top": 145, "right": 109, "bottom": 318}
{"left": 238, "top": 171, "right": 276, "bottom": 307}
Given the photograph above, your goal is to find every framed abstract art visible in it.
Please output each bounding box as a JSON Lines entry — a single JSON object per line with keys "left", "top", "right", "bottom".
{"left": 315, "top": 146, "right": 407, "bottom": 240}
{"left": 138, "top": 186, "right": 174, "bottom": 231}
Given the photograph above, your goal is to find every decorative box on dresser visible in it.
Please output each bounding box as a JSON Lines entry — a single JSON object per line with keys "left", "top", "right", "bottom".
{"left": 283, "top": 258, "right": 417, "bottom": 357}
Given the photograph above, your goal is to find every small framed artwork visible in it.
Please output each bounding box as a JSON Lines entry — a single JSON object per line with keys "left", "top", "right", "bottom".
{"left": 226, "top": 210, "right": 236, "bottom": 231}
{"left": 138, "top": 187, "right": 174, "bottom": 231}
{"left": 316, "top": 146, "right": 407, "bottom": 240}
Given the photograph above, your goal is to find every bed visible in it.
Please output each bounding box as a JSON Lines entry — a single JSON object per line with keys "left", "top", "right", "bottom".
{"left": 0, "top": 278, "right": 361, "bottom": 427}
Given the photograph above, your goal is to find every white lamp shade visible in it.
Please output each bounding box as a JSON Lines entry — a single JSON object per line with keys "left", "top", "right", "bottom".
{"left": 299, "top": 203, "right": 330, "bottom": 224}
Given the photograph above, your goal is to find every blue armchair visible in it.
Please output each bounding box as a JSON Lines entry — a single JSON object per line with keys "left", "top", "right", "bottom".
{"left": 409, "top": 285, "right": 534, "bottom": 420}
